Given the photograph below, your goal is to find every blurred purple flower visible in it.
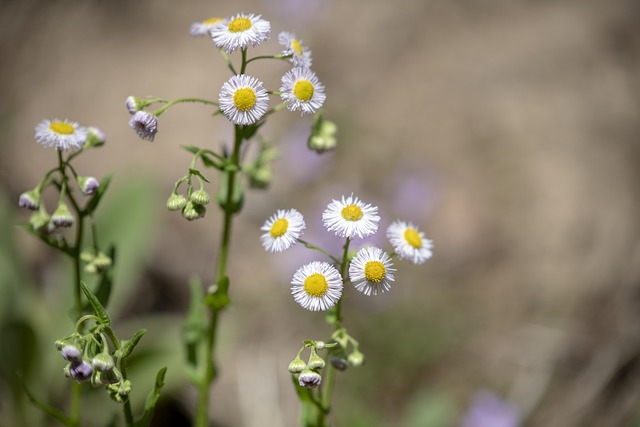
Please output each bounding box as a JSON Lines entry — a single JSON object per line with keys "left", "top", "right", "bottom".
{"left": 461, "top": 391, "right": 520, "bottom": 427}
{"left": 259, "top": 0, "right": 329, "bottom": 24}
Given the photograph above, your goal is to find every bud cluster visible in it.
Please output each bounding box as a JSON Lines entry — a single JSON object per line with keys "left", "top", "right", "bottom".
{"left": 166, "top": 170, "right": 211, "bottom": 221}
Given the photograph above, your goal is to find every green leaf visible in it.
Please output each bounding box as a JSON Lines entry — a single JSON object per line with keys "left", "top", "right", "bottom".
{"left": 117, "top": 329, "right": 146, "bottom": 360}
{"left": 240, "top": 121, "right": 264, "bottom": 140}
{"left": 216, "top": 172, "right": 244, "bottom": 214}
{"left": 20, "top": 379, "right": 72, "bottom": 426}
{"left": 134, "top": 367, "right": 167, "bottom": 427}
{"left": 83, "top": 174, "right": 112, "bottom": 216}
{"left": 188, "top": 168, "right": 210, "bottom": 183}
{"left": 181, "top": 145, "right": 223, "bottom": 169}
{"left": 80, "top": 281, "right": 111, "bottom": 326}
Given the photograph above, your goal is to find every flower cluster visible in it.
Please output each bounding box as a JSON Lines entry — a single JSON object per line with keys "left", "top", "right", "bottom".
{"left": 18, "top": 119, "right": 106, "bottom": 234}
{"left": 261, "top": 194, "right": 434, "bottom": 311}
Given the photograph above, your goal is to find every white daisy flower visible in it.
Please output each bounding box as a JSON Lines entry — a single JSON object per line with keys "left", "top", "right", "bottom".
{"left": 387, "top": 220, "right": 433, "bottom": 265}
{"left": 349, "top": 246, "right": 396, "bottom": 296}
{"left": 219, "top": 74, "right": 269, "bottom": 125}
{"left": 291, "top": 261, "right": 343, "bottom": 311}
{"left": 35, "top": 119, "right": 88, "bottom": 151}
{"left": 190, "top": 17, "right": 223, "bottom": 37}
{"left": 128, "top": 111, "right": 158, "bottom": 141}
{"left": 211, "top": 13, "right": 270, "bottom": 53}
{"left": 278, "top": 31, "right": 312, "bottom": 68}
{"left": 280, "top": 67, "right": 326, "bottom": 115}
{"left": 261, "top": 208, "right": 306, "bottom": 253}
{"left": 322, "top": 194, "right": 380, "bottom": 239}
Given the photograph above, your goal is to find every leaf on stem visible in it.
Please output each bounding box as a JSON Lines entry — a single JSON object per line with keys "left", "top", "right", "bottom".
{"left": 117, "top": 329, "right": 146, "bottom": 360}
{"left": 20, "top": 378, "right": 73, "bottom": 426}
{"left": 80, "top": 281, "right": 111, "bottom": 326}
{"left": 134, "top": 367, "right": 167, "bottom": 427}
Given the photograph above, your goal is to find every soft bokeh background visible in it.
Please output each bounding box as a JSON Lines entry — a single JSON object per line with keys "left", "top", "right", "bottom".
{"left": 2, "top": 0, "right": 640, "bottom": 426}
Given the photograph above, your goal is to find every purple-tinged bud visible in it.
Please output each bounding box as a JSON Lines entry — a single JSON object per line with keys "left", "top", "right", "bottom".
{"left": 60, "top": 344, "right": 83, "bottom": 363}
{"left": 298, "top": 369, "right": 322, "bottom": 389}
{"left": 69, "top": 361, "right": 93, "bottom": 382}
{"left": 50, "top": 202, "right": 74, "bottom": 228}
{"left": 77, "top": 176, "right": 100, "bottom": 196}
{"left": 129, "top": 111, "right": 158, "bottom": 141}
{"left": 18, "top": 190, "right": 40, "bottom": 210}
{"left": 125, "top": 96, "right": 143, "bottom": 115}
{"left": 85, "top": 127, "right": 106, "bottom": 147}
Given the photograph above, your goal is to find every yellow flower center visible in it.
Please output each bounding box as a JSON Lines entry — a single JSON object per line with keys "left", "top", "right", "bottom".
{"left": 341, "top": 204, "right": 363, "bottom": 221}
{"left": 304, "top": 273, "right": 328, "bottom": 297}
{"left": 293, "top": 80, "right": 314, "bottom": 102}
{"left": 228, "top": 17, "right": 252, "bottom": 33}
{"left": 49, "top": 121, "right": 75, "bottom": 135}
{"left": 204, "top": 17, "right": 222, "bottom": 25}
{"left": 233, "top": 88, "right": 257, "bottom": 111}
{"left": 270, "top": 218, "right": 289, "bottom": 238}
{"left": 404, "top": 228, "right": 423, "bottom": 249}
{"left": 364, "top": 261, "right": 386, "bottom": 283}
{"left": 291, "top": 39, "right": 303, "bottom": 55}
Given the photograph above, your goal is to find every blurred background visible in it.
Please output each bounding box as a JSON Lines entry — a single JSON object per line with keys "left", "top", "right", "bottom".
{"left": 2, "top": 0, "right": 640, "bottom": 426}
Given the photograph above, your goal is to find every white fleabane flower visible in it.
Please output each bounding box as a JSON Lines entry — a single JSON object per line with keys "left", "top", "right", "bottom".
{"left": 35, "top": 119, "right": 88, "bottom": 151}
{"left": 291, "top": 261, "right": 343, "bottom": 311}
{"left": 278, "top": 31, "right": 312, "bottom": 68}
{"left": 349, "top": 247, "right": 396, "bottom": 296}
{"left": 190, "top": 17, "right": 223, "bottom": 37}
{"left": 387, "top": 220, "right": 433, "bottom": 264}
{"left": 219, "top": 74, "right": 269, "bottom": 125}
{"left": 211, "top": 13, "right": 270, "bottom": 53}
{"left": 322, "top": 194, "right": 380, "bottom": 239}
{"left": 280, "top": 67, "right": 326, "bottom": 115}
{"left": 261, "top": 208, "right": 306, "bottom": 253}
{"left": 128, "top": 111, "right": 158, "bottom": 141}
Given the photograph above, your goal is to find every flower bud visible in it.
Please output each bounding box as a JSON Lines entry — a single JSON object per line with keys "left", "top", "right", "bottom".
{"left": 59, "top": 344, "right": 83, "bottom": 363}
{"left": 92, "top": 353, "right": 115, "bottom": 372}
{"left": 99, "top": 368, "right": 122, "bottom": 384}
{"left": 77, "top": 176, "right": 100, "bottom": 196}
{"left": 51, "top": 201, "right": 74, "bottom": 228}
{"left": 315, "top": 341, "right": 326, "bottom": 350}
{"left": 29, "top": 206, "right": 50, "bottom": 232}
{"left": 166, "top": 193, "right": 188, "bottom": 211}
{"left": 129, "top": 111, "right": 158, "bottom": 141}
{"left": 348, "top": 350, "right": 364, "bottom": 367}
{"left": 125, "top": 96, "right": 143, "bottom": 115}
{"left": 307, "top": 348, "right": 325, "bottom": 371}
{"left": 308, "top": 114, "right": 337, "bottom": 154}
{"left": 85, "top": 127, "right": 106, "bottom": 148}
{"left": 190, "top": 188, "right": 210, "bottom": 206}
{"left": 182, "top": 200, "right": 206, "bottom": 221}
{"left": 330, "top": 354, "right": 349, "bottom": 371}
{"left": 93, "top": 252, "right": 112, "bottom": 269}
{"left": 288, "top": 357, "right": 307, "bottom": 374}
{"left": 69, "top": 361, "right": 93, "bottom": 382}
{"left": 298, "top": 369, "right": 322, "bottom": 389}
{"left": 107, "top": 379, "right": 132, "bottom": 403}
{"left": 18, "top": 190, "right": 40, "bottom": 210}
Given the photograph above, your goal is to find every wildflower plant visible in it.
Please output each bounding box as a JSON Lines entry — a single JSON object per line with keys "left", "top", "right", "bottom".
{"left": 17, "top": 120, "right": 165, "bottom": 426}
{"left": 125, "top": 11, "right": 335, "bottom": 426}
{"left": 261, "top": 194, "right": 433, "bottom": 426}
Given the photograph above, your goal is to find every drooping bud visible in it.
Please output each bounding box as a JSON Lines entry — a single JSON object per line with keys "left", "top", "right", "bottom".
{"left": 92, "top": 353, "right": 115, "bottom": 372}
{"left": 107, "top": 379, "right": 132, "bottom": 403}
{"left": 190, "top": 188, "right": 210, "bottom": 206}
{"left": 298, "top": 369, "right": 322, "bottom": 389}
{"left": 50, "top": 201, "right": 74, "bottom": 228}
{"left": 288, "top": 357, "right": 307, "bottom": 374}
{"left": 30, "top": 206, "right": 51, "bottom": 232}
{"left": 348, "top": 350, "right": 364, "bottom": 367}
{"left": 307, "top": 111, "right": 337, "bottom": 154}
{"left": 77, "top": 176, "right": 100, "bottom": 196}
{"left": 182, "top": 200, "right": 206, "bottom": 221}
{"left": 125, "top": 96, "right": 144, "bottom": 115}
{"left": 166, "top": 193, "right": 188, "bottom": 211}
{"left": 307, "top": 348, "right": 325, "bottom": 371}
{"left": 129, "top": 111, "right": 158, "bottom": 141}
{"left": 69, "top": 361, "right": 94, "bottom": 382}
{"left": 330, "top": 354, "right": 349, "bottom": 371}
{"left": 18, "top": 190, "right": 40, "bottom": 210}
{"left": 93, "top": 252, "right": 112, "bottom": 269}
{"left": 59, "top": 344, "right": 83, "bottom": 363}
{"left": 85, "top": 127, "right": 106, "bottom": 148}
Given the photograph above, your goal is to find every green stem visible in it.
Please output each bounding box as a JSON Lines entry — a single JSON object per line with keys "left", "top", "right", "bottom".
{"left": 153, "top": 98, "right": 219, "bottom": 116}
{"left": 297, "top": 239, "right": 340, "bottom": 264}
{"left": 244, "top": 54, "right": 287, "bottom": 66}
{"left": 104, "top": 327, "right": 135, "bottom": 427}
{"left": 194, "top": 124, "right": 244, "bottom": 427}
{"left": 69, "top": 382, "right": 81, "bottom": 427}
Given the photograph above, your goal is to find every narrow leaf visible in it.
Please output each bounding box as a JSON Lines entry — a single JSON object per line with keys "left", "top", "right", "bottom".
{"left": 134, "top": 367, "right": 167, "bottom": 427}
{"left": 21, "top": 380, "right": 73, "bottom": 425}
{"left": 117, "top": 329, "right": 146, "bottom": 359}
{"left": 80, "top": 281, "right": 111, "bottom": 326}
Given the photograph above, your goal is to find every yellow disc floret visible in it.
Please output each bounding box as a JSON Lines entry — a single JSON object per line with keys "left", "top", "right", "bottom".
{"left": 228, "top": 17, "right": 252, "bottom": 32}
{"left": 291, "top": 39, "right": 303, "bottom": 55}
{"left": 364, "top": 261, "right": 386, "bottom": 283}
{"left": 49, "top": 121, "right": 75, "bottom": 135}
{"left": 270, "top": 218, "right": 289, "bottom": 238}
{"left": 341, "top": 204, "right": 363, "bottom": 221}
{"left": 233, "top": 88, "right": 257, "bottom": 111}
{"left": 404, "top": 228, "right": 423, "bottom": 249}
{"left": 293, "top": 80, "right": 314, "bottom": 102}
{"left": 304, "top": 273, "right": 329, "bottom": 297}
{"left": 204, "top": 17, "right": 222, "bottom": 25}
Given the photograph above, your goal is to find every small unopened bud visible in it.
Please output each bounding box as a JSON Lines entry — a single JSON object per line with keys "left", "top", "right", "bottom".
{"left": 60, "top": 344, "right": 83, "bottom": 363}
{"left": 182, "top": 200, "right": 206, "bottom": 221}
{"left": 51, "top": 202, "right": 74, "bottom": 228}
{"left": 92, "top": 353, "right": 115, "bottom": 372}
{"left": 315, "top": 341, "right": 326, "bottom": 350}
{"left": 77, "top": 176, "right": 100, "bottom": 196}
{"left": 330, "top": 354, "right": 349, "bottom": 371}
{"left": 308, "top": 115, "right": 337, "bottom": 154}
{"left": 190, "top": 188, "right": 210, "bottom": 206}
{"left": 298, "top": 369, "right": 322, "bottom": 389}
{"left": 129, "top": 111, "right": 158, "bottom": 141}
{"left": 348, "top": 350, "right": 364, "bottom": 367}
{"left": 19, "top": 190, "right": 40, "bottom": 210}
{"left": 69, "top": 361, "right": 93, "bottom": 382}
{"left": 288, "top": 357, "right": 307, "bottom": 374}
{"left": 107, "top": 379, "right": 132, "bottom": 403}
{"left": 85, "top": 127, "right": 106, "bottom": 148}
{"left": 99, "top": 368, "right": 122, "bottom": 385}
{"left": 125, "top": 96, "right": 143, "bottom": 115}
{"left": 29, "top": 206, "right": 50, "bottom": 232}
{"left": 307, "top": 349, "right": 325, "bottom": 371}
{"left": 93, "top": 252, "right": 112, "bottom": 269}
{"left": 248, "top": 166, "right": 272, "bottom": 189}
{"left": 167, "top": 193, "right": 188, "bottom": 211}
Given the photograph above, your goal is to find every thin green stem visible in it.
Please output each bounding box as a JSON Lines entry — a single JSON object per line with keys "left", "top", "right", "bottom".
{"left": 240, "top": 48, "right": 247, "bottom": 74}
{"left": 103, "top": 327, "right": 135, "bottom": 427}
{"left": 194, "top": 124, "right": 244, "bottom": 427}
{"left": 245, "top": 54, "right": 288, "bottom": 66}
{"left": 297, "top": 239, "right": 341, "bottom": 264}
{"left": 153, "top": 98, "right": 219, "bottom": 116}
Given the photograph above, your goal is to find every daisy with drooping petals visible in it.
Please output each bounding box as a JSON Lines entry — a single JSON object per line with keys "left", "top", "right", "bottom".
{"left": 322, "top": 194, "right": 380, "bottom": 239}
{"left": 278, "top": 31, "right": 312, "bottom": 68}
{"left": 291, "top": 261, "right": 343, "bottom": 311}
{"left": 35, "top": 119, "right": 88, "bottom": 151}
{"left": 261, "top": 208, "right": 306, "bottom": 253}
{"left": 219, "top": 74, "right": 269, "bottom": 125}
{"left": 280, "top": 67, "right": 326, "bottom": 115}
{"left": 128, "top": 111, "right": 158, "bottom": 141}
{"left": 190, "top": 17, "right": 223, "bottom": 37}
{"left": 349, "top": 246, "right": 396, "bottom": 296}
{"left": 387, "top": 220, "right": 433, "bottom": 265}
{"left": 210, "top": 13, "right": 270, "bottom": 53}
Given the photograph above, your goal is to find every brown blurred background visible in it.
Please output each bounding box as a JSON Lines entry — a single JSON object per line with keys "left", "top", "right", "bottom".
{"left": 2, "top": 0, "right": 640, "bottom": 426}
